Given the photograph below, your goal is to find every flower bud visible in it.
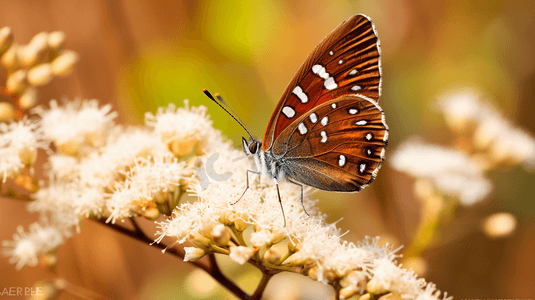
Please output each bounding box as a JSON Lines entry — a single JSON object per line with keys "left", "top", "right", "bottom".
{"left": 308, "top": 265, "right": 319, "bottom": 280}
{"left": 339, "top": 285, "right": 359, "bottom": 300}
{"left": 262, "top": 246, "right": 281, "bottom": 264}
{"left": 19, "top": 87, "right": 38, "bottom": 110}
{"left": 183, "top": 247, "right": 206, "bottom": 262}
{"left": 340, "top": 271, "right": 367, "bottom": 289}
{"left": 0, "top": 26, "right": 14, "bottom": 55}
{"left": 358, "top": 293, "right": 371, "bottom": 300}
{"left": 48, "top": 31, "right": 66, "bottom": 50}
{"left": 28, "top": 63, "right": 54, "bottom": 86}
{"left": 143, "top": 207, "right": 160, "bottom": 220}
{"left": 234, "top": 216, "right": 248, "bottom": 232}
{"left": 366, "top": 276, "right": 388, "bottom": 294}
{"left": 482, "top": 212, "right": 517, "bottom": 238}
{"left": 0, "top": 102, "right": 15, "bottom": 122}
{"left": 378, "top": 293, "right": 393, "bottom": 300}
{"left": 324, "top": 269, "right": 337, "bottom": 282}
{"left": 190, "top": 233, "right": 212, "bottom": 251}
{"left": 283, "top": 250, "right": 309, "bottom": 266}
{"left": 211, "top": 224, "right": 230, "bottom": 246}
{"left": 217, "top": 209, "right": 234, "bottom": 226}
{"left": 6, "top": 69, "right": 27, "bottom": 94}
{"left": 229, "top": 246, "right": 255, "bottom": 265}
{"left": 271, "top": 229, "right": 286, "bottom": 244}
{"left": 1, "top": 43, "right": 19, "bottom": 69}
{"left": 51, "top": 50, "right": 79, "bottom": 76}
{"left": 20, "top": 32, "right": 48, "bottom": 67}
{"left": 30, "top": 32, "right": 49, "bottom": 50}
{"left": 152, "top": 190, "right": 168, "bottom": 204}
{"left": 19, "top": 44, "right": 44, "bottom": 67}
{"left": 250, "top": 230, "right": 272, "bottom": 247}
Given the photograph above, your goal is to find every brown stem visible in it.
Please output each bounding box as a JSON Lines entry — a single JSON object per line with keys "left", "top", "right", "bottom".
{"left": 207, "top": 253, "right": 250, "bottom": 299}
{"left": 128, "top": 216, "right": 144, "bottom": 236}
{"left": 250, "top": 272, "right": 273, "bottom": 300}
{"left": 91, "top": 217, "right": 250, "bottom": 299}
{"left": 1, "top": 190, "right": 33, "bottom": 201}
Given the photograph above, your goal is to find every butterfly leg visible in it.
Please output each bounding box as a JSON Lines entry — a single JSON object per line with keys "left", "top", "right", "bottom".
{"left": 275, "top": 183, "right": 287, "bottom": 227}
{"left": 287, "top": 179, "right": 309, "bottom": 216}
{"left": 230, "top": 169, "right": 261, "bottom": 205}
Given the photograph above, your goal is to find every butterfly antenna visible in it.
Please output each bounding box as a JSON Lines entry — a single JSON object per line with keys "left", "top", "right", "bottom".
{"left": 203, "top": 89, "right": 254, "bottom": 140}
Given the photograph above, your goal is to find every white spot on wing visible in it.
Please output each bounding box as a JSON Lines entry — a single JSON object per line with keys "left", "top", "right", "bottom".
{"left": 312, "top": 65, "right": 328, "bottom": 79}
{"left": 359, "top": 163, "right": 366, "bottom": 173}
{"left": 329, "top": 51, "right": 334, "bottom": 55}
{"left": 366, "top": 149, "right": 372, "bottom": 156}
{"left": 320, "top": 131, "right": 327, "bottom": 143}
{"left": 331, "top": 103, "right": 337, "bottom": 109}
{"left": 324, "top": 77, "right": 338, "bottom": 90}
{"left": 366, "top": 133, "right": 373, "bottom": 140}
{"left": 321, "top": 116, "right": 328, "bottom": 126}
{"left": 351, "top": 85, "right": 362, "bottom": 91}
{"left": 356, "top": 120, "right": 367, "bottom": 126}
{"left": 338, "top": 59, "right": 343, "bottom": 64}
{"left": 309, "top": 113, "right": 317, "bottom": 123}
{"left": 298, "top": 122, "right": 307, "bottom": 135}
{"left": 292, "top": 86, "right": 308, "bottom": 103}
{"left": 349, "top": 108, "right": 358, "bottom": 114}
{"left": 282, "top": 106, "right": 295, "bottom": 118}
{"left": 349, "top": 69, "right": 358, "bottom": 75}
{"left": 339, "top": 155, "right": 346, "bottom": 167}
{"left": 312, "top": 64, "right": 338, "bottom": 90}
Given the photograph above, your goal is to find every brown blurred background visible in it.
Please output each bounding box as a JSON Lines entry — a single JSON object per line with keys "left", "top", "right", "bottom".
{"left": 1, "top": 1, "right": 535, "bottom": 299}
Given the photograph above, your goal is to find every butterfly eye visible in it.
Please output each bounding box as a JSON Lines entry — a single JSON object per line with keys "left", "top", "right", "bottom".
{"left": 249, "top": 142, "right": 258, "bottom": 154}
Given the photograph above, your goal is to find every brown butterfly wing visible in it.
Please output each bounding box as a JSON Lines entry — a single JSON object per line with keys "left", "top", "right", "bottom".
{"left": 276, "top": 95, "right": 388, "bottom": 191}
{"left": 262, "top": 14, "right": 381, "bottom": 152}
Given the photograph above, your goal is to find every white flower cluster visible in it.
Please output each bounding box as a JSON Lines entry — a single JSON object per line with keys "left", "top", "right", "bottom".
{"left": 390, "top": 137, "right": 492, "bottom": 205}
{"left": 145, "top": 101, "right": 225, "bottom": 156}
{"left": 157, "top": 145, "right": 449, "bottom": 299}
{"left": 0, "top": 118, "right": 47, "bottom": 182}
{"left": 2, "top": 223, "right": 64, "bottom": 270}
{"left": 32, "top": 99, "right": 118, "bottom": 155}
{"left": 392, "top": 88, "right": 535, "bottom": 206}
{"left": 3, "top": 99, "right": 449, "bottom": 300}
{"left": 3, "top": 99, "right": 219, "bottom": 268}
{"left": 436, "top": 88, "right": 535, "bottom": 169}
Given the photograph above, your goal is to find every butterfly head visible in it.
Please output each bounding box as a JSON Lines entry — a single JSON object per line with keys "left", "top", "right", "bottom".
{"left": 242, "top": 137, "right": 261, "bottom": 156}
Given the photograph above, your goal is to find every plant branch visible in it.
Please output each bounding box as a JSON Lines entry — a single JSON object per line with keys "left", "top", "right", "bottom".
{"left": 250, "top": 272, "right": 273, "bottom": 300}
{"left": 91, "top": 217, "right": 250, "bottom": 299}
{"left": 208, "top": 253, "right": 251, "bottom": 299}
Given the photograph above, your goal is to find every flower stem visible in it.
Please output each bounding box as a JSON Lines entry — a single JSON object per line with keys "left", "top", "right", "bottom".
{"left": 91, "top": 217, "right": 251, "bottom": 299}
{"left": 250, "top": 272, "right": 273, "bottom": 300}
{"left": 207, "top": 253, "right": 251, "bottom": 299}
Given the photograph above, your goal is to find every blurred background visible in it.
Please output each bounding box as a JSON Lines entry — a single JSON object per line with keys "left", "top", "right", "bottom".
{"left": 1, "top": 0, "right": 534, "bottom": 299}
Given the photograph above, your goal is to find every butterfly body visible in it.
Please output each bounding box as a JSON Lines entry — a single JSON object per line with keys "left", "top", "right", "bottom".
{"left": 241, "top": 14, "right": 387, "bottom": 196}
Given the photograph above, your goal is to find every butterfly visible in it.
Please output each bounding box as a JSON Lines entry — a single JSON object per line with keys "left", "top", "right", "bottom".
{"left": 205, "top": 14, "right": 387, "bottom": 224}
